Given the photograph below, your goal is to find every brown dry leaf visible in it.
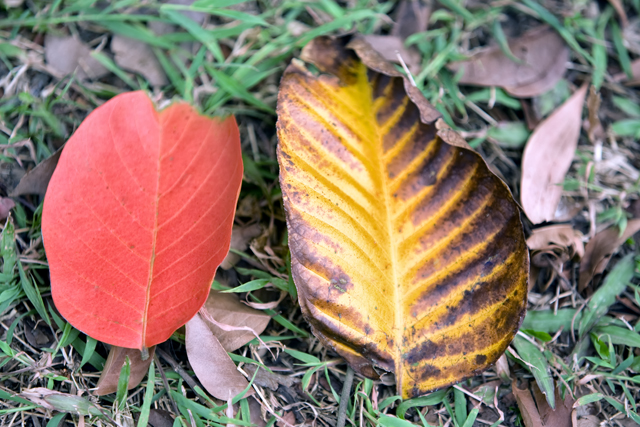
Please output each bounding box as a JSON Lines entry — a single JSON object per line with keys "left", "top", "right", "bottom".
{"left": 244, "top": 364, "right": 296, "bottom": 391}
{"left": 521, "top": 84, "right": 588, "bottom": 224}
{"left": 361, "top": 1, "right": 430, "bottom": 78}
{"left": 578, "top": 219, "right": 640, "bottom": 291}
{"left": 585, "top": 87, "right": 604, "bottom": 143}
{"left": 148, "top": 409, "right": 174, "bottom": 427}
{"left": 527, "top": 225, "right": 584, "bottom": 259}
{"left": 575, "top": 415, "right": 600, "bottom": 427}
{"left": 276, "top": 411, "right": 296, "bottom": 427}
{"left": 448, "top": 27, "right": 568, "bottom": 98}
{"left": 531, "top": 382, "right": 573, "bottom": 427}
{"left": 361, "top": 35, "right": 421, "bottom": 74}
{"left": 11, "top": 147, "right": 63, "bottom": 197}
{"left": 185, "top": 312, "right": 253, "bottom": 400}
{"left": 44, "top": 34, "right": 108, "bottom": 80}
{"left": 512, "top": 380, "right": 543, "bottom": 427}
{"left": 94, "top": 346, "right": 156, "bottom": 396}
{"left": 391, "top": 0, "right": 430, "bottom": 40}
{"left": 220, "top": 224, "right": 262, "bottom": 269}
{"left": 111, "top": 35, "right": 168, "bottom": 87}
{"left": 248, "top": 396, "right": 267, "bottom": 427}
{"left": 200, "top": 290, "right": 270, "bottom": 352}
{"left": 0, "top": 198, "right": 14, "bottom": 221}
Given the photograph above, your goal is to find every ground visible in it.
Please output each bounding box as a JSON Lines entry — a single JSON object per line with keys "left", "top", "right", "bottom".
{"left": 0, "top": 1, "right": 640, "bottom": 426}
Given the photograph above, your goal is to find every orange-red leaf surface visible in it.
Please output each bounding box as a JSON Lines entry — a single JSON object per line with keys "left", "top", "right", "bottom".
{"left": 277, "top": 37, "right": 528, "bottom": 398}
{"left": 42, "top": 91, "right": 242, "bottom": 349}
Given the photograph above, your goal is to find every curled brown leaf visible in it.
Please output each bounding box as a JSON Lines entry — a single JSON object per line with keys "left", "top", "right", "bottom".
{"left": 448, "top": 27, "right": 568, "bottom": 98}
{"left": 200, "top": 290, "right": 270, "bottom": 352}
{"left": 185, "top": 313, "right": 254, "bottom": 400}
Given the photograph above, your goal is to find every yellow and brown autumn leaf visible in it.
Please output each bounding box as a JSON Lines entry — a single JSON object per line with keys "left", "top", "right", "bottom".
{"left": 277, "top": 36, "right": 529, "bottom": 398}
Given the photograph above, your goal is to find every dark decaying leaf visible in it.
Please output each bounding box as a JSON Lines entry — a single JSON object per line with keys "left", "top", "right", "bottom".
{"left": 185, "top": 312, "right": 253, "bottom": 400}
{"left": 512, "top": 380, "right": 573, "bottom": 427}
{"left": 10, "top": 146, "right": 63, "bottom": 197}
{"left": 512, "top": 380, "right": 543, "bottom": 427}
{"left": 277, "top": 35, "right": 528, "bottom": 398}
{"left": 148, "top": 409, "right": 175, "bottom": 427}
{"left": 448, "top": 27, "right": 568, "bottom": 97}
{"left": 531, "top": 382, "right": 573, "bottom": 427}
{"left": 578, "top": 219, "right": 640, "bottom": 291}
{"left": 95, "top": 346, "right": 156, "bottom": 396}
{"left": 199, "top": 290, "right": 270, "bottom": 352}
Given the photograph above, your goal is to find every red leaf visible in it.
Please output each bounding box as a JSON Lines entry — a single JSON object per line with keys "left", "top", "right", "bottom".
{"left": 42, "top": 91, "right": 243, "bottom": 349}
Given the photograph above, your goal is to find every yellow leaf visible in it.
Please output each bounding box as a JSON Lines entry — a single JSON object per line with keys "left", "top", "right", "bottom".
{"left": 277, "top": 36, "right": 529, "bottom": 398}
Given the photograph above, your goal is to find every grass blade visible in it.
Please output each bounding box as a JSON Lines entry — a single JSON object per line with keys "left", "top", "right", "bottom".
{"left": 579, "top": 254, "right": 635, "bottom": 338}
{"left": 512, "top": 334, "right": 555, "bottom": 409}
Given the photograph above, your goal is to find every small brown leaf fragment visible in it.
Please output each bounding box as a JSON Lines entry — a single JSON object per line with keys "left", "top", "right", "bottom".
{"left": 148, "top": 409, "right": 174, "bottom": 427}
{"left": 248, "top": 396, "right": 267, "bottom": 427}
{"left": 578, "top": 219, "right": 640, "bottom": 291}
{"left": 361, "top": 35, "right": 421, "bottom": 74}
{"left": 527, "top": 225, "right": 584, "bottom": 259}
{"left": 512, "top": 380, "right": 543, "bottom": 427}
{"left": 220, "top": 224, "right": 262, "bottom": 269}
{"left": 111, "top": 35, "right": 168, "bottom": 87}
{"left": 185, "top": 313, "right": 254, "bottom": 400}
{"left": 585, "top": 87, "right": 604, "bottom": 143}
{"left": 200, "top": 290, "right": 270, "bottom": 352}
{"left": 435, "top": 119, "right": 472, "bottom": 150}
{"left": 0, "top": 198, "right": 14, "bottom": 221}
{"left": 391, "top": 0, "right": 430, "bottom": 40}
{"left": 521, "top": 84, "right": 588, "bottom": 224}
{"left": 95, "top": 346, "right": 156, "bottom": 396}
{"left": 44, "top": 34, "right": 108, "bottom": 80}
{"left": 531, "top": 382, "right": 573, "bottom": 427}
{"left": 11, "top": 147, "right": 63, "bottom": 197}
{"left": 244, "top": 365, "right": 296, "bottom": 391}
{"left": 448, "top": 27, "right": 568, "bottom": 98}
{"left": 276, "top": 411, "right": 296, "bottom": 427}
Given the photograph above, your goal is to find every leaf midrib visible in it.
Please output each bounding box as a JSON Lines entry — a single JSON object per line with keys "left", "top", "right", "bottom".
{"left": 361, "top": 69, "right": 404, "bottom": 378}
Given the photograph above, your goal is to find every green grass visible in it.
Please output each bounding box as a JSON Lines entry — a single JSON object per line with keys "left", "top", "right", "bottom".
{"left": 1, "top": 0, "right": 640, "bottom": 426}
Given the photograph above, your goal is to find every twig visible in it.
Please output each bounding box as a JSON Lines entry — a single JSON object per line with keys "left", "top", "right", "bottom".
{"left": 336, "top": 366, "right": 354, "bottom": 427}
{"left": 153, "top": 353, "right": 178, "bottom": 414}
{"left": 156, "top": 347, "right": 201, "bottom": 393}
